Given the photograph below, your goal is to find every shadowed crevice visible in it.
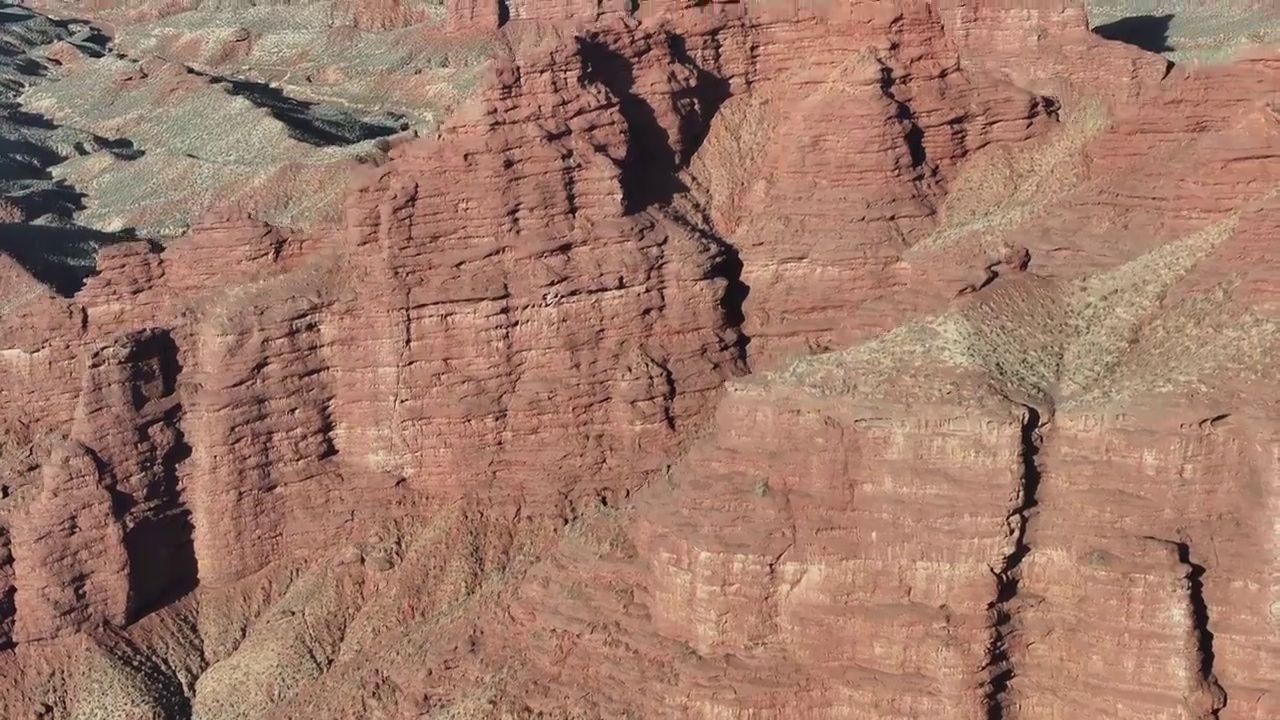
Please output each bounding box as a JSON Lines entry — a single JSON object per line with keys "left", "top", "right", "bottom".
{"left": 579, "top": 37, "right": 681, "bottom": 213}
{"left": 123, "top": 332, "right": 199, "bottom": 623}
{"left": 714, "top": 241, "right": 751, "bottom": 366}
{"left": 1176, "top": 542, "right": 1223, "bottom": 709}
{"left": 878, "top": 63, "right": 930, "bottom": 171}
{"left": 668, "top": 33, "right": 731, "bottom": 165}
{"left": 574, "top": 30, "right": 751, "bottom": 365}
{"left": 1140, "top": 536, "right": 1228, "bottom": 718}
{"left": 984, "top": 405, "right": 1043, "bottom": 720}
{"left": 577, "top": 32, "right": 730, "bottom": 214}
{"left": 0, "top": 528, "right": 14, "bottom": 651}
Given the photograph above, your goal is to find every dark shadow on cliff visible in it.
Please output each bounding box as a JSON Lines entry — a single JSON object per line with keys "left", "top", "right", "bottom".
{"left": 192, "top": 69, "right": 410, "bottom": 147}
{"left": 1093, "top": 14, "right": 1174, "bottom": 54}
{"left": 880, "top": 64, "right": 929, "bottom": 170}
{"left": 578, "top": 33, "right": 730, "bottom": 214}
{"left": 123, "top": 489, "right": 198, "bottom": 623}
{"left": 576, "top": 31, "right": 749, "bottom": 363}
{"left": 1174, "top": 542, "right": 1219, "bottom": 681}
{"left": 0, "top": 222, "right": 132, "bottom": 295}
{"left": 715, "top": 242, "right": 752, "bottom": 365}
{"left": 669, "top": 34, "right": 731, "bottom": 165}
{"left": 579, "top": 37, "right": 683, "bottom": 213}
{"left": 984, "top": 405, "right": 1044, "bottom": 720}
{"left": 122, "top": 331, "right": 200, "bottom": 623}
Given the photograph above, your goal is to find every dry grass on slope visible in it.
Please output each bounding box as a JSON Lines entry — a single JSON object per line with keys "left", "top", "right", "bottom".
{"left": 1087, "top": 0, "right": 1280, "bottom": 65}
{"left": 909, "top": 98, "right": 1110, "bottom": 258}
{"left": 770, "top": 209, "right": 1278, "bottom": 414}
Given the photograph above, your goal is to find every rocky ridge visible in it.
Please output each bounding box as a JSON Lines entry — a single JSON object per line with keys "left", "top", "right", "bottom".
{"left": 0, "top": 1, "right": 1277, "bottom": 718}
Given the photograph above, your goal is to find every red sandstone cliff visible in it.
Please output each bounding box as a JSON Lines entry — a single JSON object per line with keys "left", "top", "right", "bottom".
{"left": 1, "top": 1, "right": 1277, "bottom": 718}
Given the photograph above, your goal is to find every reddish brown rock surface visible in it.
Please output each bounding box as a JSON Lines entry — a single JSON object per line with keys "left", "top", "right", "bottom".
{"left": 1, "top": 1, "right": 1278, "bottom": 718}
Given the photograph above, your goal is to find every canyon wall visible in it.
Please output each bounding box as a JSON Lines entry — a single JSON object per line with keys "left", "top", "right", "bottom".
{"left": 0, "top": 1, "right": 1277, "bottom": 717}
{"left": 1, "top": 13, "right": 748, "bottom": 613}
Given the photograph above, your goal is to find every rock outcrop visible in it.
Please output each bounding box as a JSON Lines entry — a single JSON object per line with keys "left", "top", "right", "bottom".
{"left": 0, "top": 1, "right": 1277, "bottom": 718}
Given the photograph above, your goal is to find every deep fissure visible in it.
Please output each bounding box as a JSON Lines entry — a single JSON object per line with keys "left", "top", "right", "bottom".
{"left": 1178, "top": 541, "right": 1226, "bottom": 717}
{"left": 1141, "top": 536, "right": 1228, "bottom": 717}
{"left": 984, "top": 405, "right": 1043, "bottom": 720}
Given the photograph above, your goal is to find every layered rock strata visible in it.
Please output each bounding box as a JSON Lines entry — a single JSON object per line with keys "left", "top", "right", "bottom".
{"left": 0, "top": 1, "right": 1276, "bottom": 718}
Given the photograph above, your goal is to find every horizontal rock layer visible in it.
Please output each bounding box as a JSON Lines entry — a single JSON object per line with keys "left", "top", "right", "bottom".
{"left": 0, "top": 2, "right": 1277, "bottom": 718}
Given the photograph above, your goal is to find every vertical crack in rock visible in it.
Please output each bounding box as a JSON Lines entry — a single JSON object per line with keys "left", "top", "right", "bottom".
{"left": 984, "top": 405, "right": 1043, "bottom": 720}
{"left": 1177, "top": 541, "right": 1228, "bottom": 719}
{"left": 760, "top": 480, "right": 798, "bottom": 646}
{"left": 650, "top": 352, "right": 677, "bottom": 431}
{"left": 878, "top": 63, "right": 929, "bottom": 172}
{"left": 667, "top": 34, "right": 732, "bottom": 166}
{"left": 1143, "top": 536, "right": 1228, "bottom": 718}
{"left": 662, "top": 208, "right": 752, "bottom": 368}
{"left": 708, "top": 230, "right": 751, "bottom": 367}
{"left": 0, "top": 525, "right": 13, "bottom": 651}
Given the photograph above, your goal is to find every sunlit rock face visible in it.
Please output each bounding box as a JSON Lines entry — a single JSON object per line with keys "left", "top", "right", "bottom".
{"left": 1, "top": 0, "right": 1277, "bottom": 717}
